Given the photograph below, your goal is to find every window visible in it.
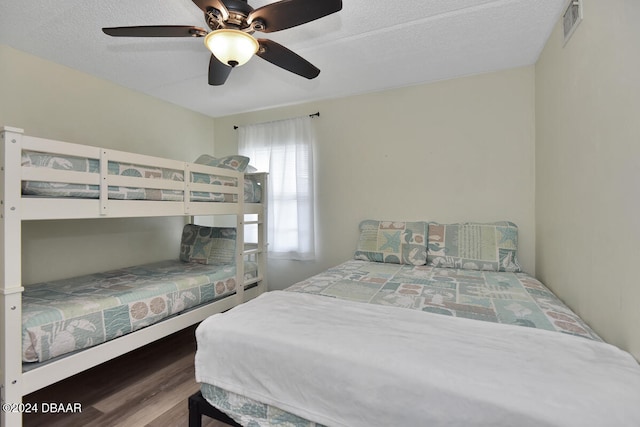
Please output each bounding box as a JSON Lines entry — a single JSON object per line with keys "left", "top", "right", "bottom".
{"left": 238, "top": 116, "right": 315, "bottom": 260}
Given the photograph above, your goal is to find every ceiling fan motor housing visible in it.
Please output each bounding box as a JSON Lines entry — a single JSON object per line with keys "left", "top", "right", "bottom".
{"left": 207, "top": 0, "right": 254, "bottom": 30}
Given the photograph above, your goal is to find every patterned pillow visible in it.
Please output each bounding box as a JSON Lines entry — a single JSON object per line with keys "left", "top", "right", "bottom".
{"left": 427, "top": 221, "right": 521, "bottom": 272}
{"left": 194, "top": 154, "right": 250, "bottom": 172}
{"left": 180, "top": 224, "right": 237, "bottom": 265}
{"left": 354, "top": 220, "right": 428, "bottom": 265}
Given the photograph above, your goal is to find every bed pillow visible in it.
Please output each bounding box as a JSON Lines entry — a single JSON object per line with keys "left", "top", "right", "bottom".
{"left": 180, "top": 224, "right": 237, "bottom": 265}
{"left": 354, "top": 220, "right": 428, "bottom": 265}
{"left": 427, "top": 221, "right": 521, "bottom": 272}
{"left": 194, "top": 154, "right": 250, "bottom": 172}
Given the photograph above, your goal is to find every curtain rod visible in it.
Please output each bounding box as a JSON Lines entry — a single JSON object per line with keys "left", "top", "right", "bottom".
{"left": 233, "top": 112, "right": 320, "bottom": 130}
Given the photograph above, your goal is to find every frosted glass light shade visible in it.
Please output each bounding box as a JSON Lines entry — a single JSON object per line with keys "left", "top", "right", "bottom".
{"left": 204, "top": 29, "right": 259, "bottom": 67}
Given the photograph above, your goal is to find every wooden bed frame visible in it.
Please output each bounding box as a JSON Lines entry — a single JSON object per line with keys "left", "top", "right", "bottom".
{"left": 0, "top": 126, "right": 268, "bottom": 427}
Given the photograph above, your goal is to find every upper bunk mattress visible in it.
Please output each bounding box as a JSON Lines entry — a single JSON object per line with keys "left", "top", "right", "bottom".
{"left": 22, "top": 259, "right": 257, "bottom": 363}
{"left": 21, "top": 150, "right": 261, "bottom": 202}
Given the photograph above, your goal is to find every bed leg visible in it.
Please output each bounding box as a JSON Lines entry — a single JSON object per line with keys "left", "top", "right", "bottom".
{"left": 188, "top": 391, "right": 242, "bottom": 427}
{"left": 188, "top": 392, "right": 203, "bottom": 427}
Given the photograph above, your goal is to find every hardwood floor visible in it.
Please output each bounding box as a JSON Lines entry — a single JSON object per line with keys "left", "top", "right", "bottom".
{"left": 23, "top": 325, "right": 231, "bottom": 427}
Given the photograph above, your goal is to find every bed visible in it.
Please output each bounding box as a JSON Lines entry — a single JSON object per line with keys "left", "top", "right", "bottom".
{"left": 193, "top": 220, "right": 640, "bottom": 427}
{"left": 0, "top": 126, "right": 268, "bottom": 427}
{"left": 22, "top": 256, "right": 258, "bottom": 365}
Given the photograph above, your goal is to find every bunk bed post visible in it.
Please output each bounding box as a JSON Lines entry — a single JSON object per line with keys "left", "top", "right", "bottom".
{"left": 1, "top": 127, "right": 26, "bottom": 427}
{"left": 235, "top": 173, "right": 245, "bottom": 306}
{"left": 258, "top": 173, "right": 268, "bottom": 293}
{"left": 184, "top": 162, "right": 192, "bottom": 216}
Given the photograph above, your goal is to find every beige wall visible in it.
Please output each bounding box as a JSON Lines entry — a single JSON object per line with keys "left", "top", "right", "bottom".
{"left": 536, "top": 0, "right": 640, "bottom": 359}
{"left": 214, "top": 67, "right": 537, "bottom": 290}
{"left": 0, "top": 44, "right": 215, "bottom": 284}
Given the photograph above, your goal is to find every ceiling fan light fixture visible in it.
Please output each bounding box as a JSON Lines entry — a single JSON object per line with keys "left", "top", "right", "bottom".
{"left": 204, "top": 29, "right": 259, "bottom": 67}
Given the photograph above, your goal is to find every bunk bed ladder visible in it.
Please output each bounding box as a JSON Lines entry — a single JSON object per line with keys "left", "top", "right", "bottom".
{"left": 237, "top": 172, "right": 270, "bottom": 301}
{"left": 241, "top": 173, "right": 268, "bottom": 296}
{"left": 243, "top": 224, "right": 266, "bottom": 287}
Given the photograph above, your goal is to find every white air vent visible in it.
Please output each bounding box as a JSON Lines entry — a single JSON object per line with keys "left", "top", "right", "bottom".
{"left": 563, "top": 0, "right": 583, "bottom": 45}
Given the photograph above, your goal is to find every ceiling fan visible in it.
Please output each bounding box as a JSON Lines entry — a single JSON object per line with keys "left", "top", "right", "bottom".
{"left": 102, "top": 0, "right": 343, "bottom": 85}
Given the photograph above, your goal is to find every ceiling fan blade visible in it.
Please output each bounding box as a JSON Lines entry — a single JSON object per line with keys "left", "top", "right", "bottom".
{"left": 209, "top": 54, "right": 233, "bottom": 85}
{"left": 248, "top": 0, "right": 342, "bottom": 33}
{"left": 102, "top": 25, "right": 207, "bottom": 37}
{"left": 256, "top": 39, "right": 320, "bottom": 79}
{"left": 192, "top": 0, "right": 229, "bottom": 20}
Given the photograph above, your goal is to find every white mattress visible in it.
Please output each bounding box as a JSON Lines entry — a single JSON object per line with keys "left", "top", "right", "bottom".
{"left": 196, "top": 291, "right": 640, "bottom": 427}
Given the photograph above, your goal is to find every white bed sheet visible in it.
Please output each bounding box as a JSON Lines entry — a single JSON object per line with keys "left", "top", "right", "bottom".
{"left": 196, "top": 291, "right": 640, "bottom": 427}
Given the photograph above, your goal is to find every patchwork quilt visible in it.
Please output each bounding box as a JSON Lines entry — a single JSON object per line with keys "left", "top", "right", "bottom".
{"left": 20, "top": 150, "right": 261, "bottom": 202}
{"left": 286, "top": 260, "right": 598, "bottom": 339}
{"left": 22, "top": 260, "right": 257, "bottom": 363}
{"left": 201, "top": 260, "right": 600, "bottom": 427}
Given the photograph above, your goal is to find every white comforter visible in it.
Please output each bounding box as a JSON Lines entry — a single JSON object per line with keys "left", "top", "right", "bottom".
{"left": 195, "top": 291, "right": 640, "bottom": 427}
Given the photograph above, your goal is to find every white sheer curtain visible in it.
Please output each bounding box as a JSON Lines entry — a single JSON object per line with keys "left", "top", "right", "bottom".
{"left": 238, "top": 116, "right": 315, "bottom": 260}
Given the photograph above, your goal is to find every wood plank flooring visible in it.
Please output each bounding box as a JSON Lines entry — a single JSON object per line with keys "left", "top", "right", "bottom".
{"left": 23, "top": 325, "right": 231, "bottom": 427}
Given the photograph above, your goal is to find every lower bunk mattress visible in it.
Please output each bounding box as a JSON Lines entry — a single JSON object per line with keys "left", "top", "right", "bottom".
{"left": 195, "top": 260, "right": 640, "bottom": 427}
{"left": 22, "top": 260, "right": 257, "bottom": 363}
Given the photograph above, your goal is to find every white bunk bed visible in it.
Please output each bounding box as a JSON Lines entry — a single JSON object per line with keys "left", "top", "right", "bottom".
{"left": 0, "top": 126, "right": 268, "bottom": 427}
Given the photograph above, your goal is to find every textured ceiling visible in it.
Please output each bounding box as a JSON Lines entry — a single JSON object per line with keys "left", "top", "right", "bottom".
{"left": 0, "top": 0, "right": 567, "bottom": 118}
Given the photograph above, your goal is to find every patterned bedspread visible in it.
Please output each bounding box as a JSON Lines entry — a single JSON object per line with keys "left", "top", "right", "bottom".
{"left": 20, "top": 150, "right": 261, "bottom": 202}
{"left": 286, "top": 260, "right": 599, "bottom": 340}
{"left": 23, "top": 260, "right": 257, "bottom": 363}
{"left": 201, "top": 260, "right": 600, "bottom": 427}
